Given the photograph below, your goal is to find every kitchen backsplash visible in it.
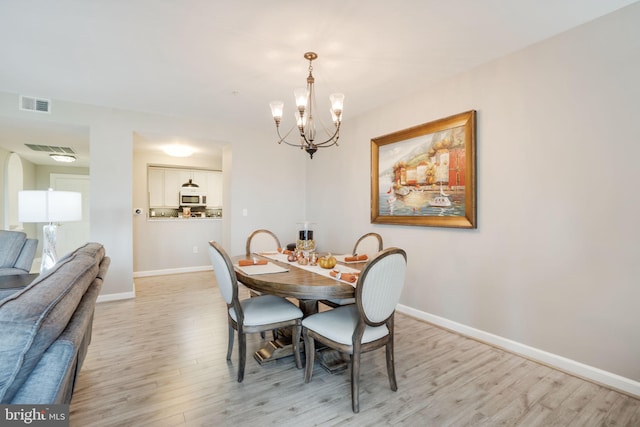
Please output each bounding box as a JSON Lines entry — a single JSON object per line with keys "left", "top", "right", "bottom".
{"left": 148, "top": 207, "right": 222, "bottom": 218}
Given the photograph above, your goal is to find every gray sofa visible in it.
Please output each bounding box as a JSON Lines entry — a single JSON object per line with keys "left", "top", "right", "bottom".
{"left": 0, "top": 242, "right": 110, "bottom": 404}
{"left": 0, "top": 230, "right": 38, "bottom": 276}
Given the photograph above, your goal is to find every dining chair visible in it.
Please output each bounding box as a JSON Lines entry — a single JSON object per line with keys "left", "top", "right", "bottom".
{"left": 322, "top": 232, "right": 384, "bottom": 308}
{"left": 208, "top": 240, "right": 302, "bottom": 382}
{"left": 302, "top": 247, "right": 407, "bottom": 413}
{"left": 244, "top": 229, "right": 284, "bottom": 339}
{"left": 245, "top": 229, "right": 281, "bottom": 256}
{"left": 352, "top": 232, "right": 383, "bottom": 259}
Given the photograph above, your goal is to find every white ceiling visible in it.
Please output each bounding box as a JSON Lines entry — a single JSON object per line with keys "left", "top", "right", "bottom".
{"left": 0, "top": 0, "right": 637, "bottom": 166}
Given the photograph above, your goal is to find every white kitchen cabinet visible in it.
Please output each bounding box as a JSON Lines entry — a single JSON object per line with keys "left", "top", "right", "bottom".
{"left": 163, "top": 169, "right": 182, "bottom": 208}
{"left": 192, "top": 171, "right": 208, "bottom": 190}
{"left": 148, "top": 168, "right": 165, "bottom": 208}
{"left": 177, "top": 170, "right": 192, "bottom": 188}
{"left": 206, "top": 171, "right": 223, "bottom": 207}
{"left": 148, "top": 166, "right": 222, "bottom": 209}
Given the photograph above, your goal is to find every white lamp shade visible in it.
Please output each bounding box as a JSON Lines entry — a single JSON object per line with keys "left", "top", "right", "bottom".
{"left": 18, "top": 190, "right": 82, "bottom": 223}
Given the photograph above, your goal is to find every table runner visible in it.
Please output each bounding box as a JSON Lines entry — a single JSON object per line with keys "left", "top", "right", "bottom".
{"left": 257, "top": 252, "right": 360, "bottom": 285}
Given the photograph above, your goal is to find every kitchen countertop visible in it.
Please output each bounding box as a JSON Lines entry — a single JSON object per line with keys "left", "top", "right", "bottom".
{"left": 147, "top": 216, "right": 222, "bottom": 221}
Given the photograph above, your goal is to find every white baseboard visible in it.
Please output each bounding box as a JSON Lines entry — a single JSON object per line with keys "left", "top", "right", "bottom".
{"left": 396, "top": 304, "right": 640, "bottom": 398}
{"left": 97, "top": 291, "right": 135, "bottom": 303}
{"left": 133, "top": 265, "right": 213, "bottom": 278}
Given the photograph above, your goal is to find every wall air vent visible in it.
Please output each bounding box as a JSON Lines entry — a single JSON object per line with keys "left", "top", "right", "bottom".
{"left": 19, "top": 95, "right": 51, "bottom": 113}
{"left": 25, "top": 144, "right": 76, "bottom": 154}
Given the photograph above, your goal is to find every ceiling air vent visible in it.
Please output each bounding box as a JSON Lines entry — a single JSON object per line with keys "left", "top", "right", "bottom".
{"left": 19, "top": 95, "right": 51, "bottom": 114}
{"left": 25, "top": 144, "right": 76, "bottom": 154}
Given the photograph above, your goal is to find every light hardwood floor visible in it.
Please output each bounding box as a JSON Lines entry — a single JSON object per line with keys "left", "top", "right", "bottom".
{"left": 70, "top": 271, "right": 640, "bottom": 426}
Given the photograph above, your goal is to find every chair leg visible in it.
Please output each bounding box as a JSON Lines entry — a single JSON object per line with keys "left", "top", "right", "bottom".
{"left": 386, "top": 339, "right": 398, "bottom": 391}
{"left": 292, "top": 321, "right": 302, "bottom": 369}
{"left": 261, "top": 329, "right": 277, "bottom": 340}
{"left": 226, "top": 324, "right": 234, "bottom": 361}
{"left": 351, "top": 349, "right": 361, "bottom": 413}
{"left": 303, "top": 329, "right": 315, "bottom": 383}
{"left": 238, "top": 331, "right": 246, "bottom": 382}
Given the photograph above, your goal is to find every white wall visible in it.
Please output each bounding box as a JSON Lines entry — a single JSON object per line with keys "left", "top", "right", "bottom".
{"left": 307, "top": 3, "right": 640, "bottom": 388}
{"left": 0, "top": 93, "right": 307, "bottom": 299}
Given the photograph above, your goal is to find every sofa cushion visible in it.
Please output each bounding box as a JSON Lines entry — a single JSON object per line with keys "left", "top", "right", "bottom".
{"left": 0, "top": 251, "right": 99, "bottom": 403}
{"left": 0, "top": 231, "right": 27, "bottom": 269}
{"left": 9, "top": 340, "right": 76, "bottom": 404}
{"left": 58, "top": 242, "right": 104, "bottom": 269}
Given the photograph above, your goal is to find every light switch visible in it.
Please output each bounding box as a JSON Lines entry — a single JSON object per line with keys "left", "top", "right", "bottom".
{"left": 242, "top": 208, "right": 248, "bottom": 217}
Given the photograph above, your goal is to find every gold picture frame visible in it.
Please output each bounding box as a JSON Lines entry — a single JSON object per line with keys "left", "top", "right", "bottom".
{"left": 371, "top": 110, "right": 476, "bottom": 228}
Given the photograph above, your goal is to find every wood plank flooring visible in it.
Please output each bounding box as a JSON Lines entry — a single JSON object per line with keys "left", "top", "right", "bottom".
{"left": 69, "top": 271, "right": 640, "bottom": 426}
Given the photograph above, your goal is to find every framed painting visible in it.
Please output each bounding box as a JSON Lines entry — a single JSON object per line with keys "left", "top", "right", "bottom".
{"left": 371, "top": 110, "right": 476, "bottom": 228}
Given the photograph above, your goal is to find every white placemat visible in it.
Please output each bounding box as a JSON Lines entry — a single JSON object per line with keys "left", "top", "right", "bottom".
{"left": 333, "top": 254, "right": 369, "bottom": 264}
{"left": 235, "top": 262, "right": 289, "bottom": 276}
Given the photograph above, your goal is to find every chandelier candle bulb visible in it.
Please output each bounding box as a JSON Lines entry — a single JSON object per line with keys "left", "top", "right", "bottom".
{"left": 294, "top": 88, "right": 308, "bottom": 110}
{"left": 269, "top": 101, "right": 284, "bottom": 124}
{"left": 330, "top": 93, "right": 344, "bottom": 116}
{"left": 330, "top": 108, "right": 339, "bottom": 124}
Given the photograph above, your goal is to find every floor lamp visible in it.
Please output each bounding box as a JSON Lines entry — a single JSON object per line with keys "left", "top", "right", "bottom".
{"left": 18, "top": 189, "right": 82, "bottom": 274}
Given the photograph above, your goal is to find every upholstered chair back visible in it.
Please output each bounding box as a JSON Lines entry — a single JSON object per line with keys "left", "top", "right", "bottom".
{"left": 357, "top": 248, "right": 407, "bottom": 324}
{"left": 245, "top": 229, "right": 281, "bottom": 256}
{"left": 208, "top": 241, "right": 236, "bottom": 305}
{"left": 352, "top": 233, "right": 383, "bottom": 259}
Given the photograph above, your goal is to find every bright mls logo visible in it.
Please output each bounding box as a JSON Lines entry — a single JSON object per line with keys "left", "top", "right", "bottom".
{"left": 1, "top": 405, "right": 68, "bottom": 426}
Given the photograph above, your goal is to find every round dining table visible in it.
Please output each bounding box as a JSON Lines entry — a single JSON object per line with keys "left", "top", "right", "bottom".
{"left": 232, "top": 253, "right": 366, "bottom": 371}
{"left": 231, "top": 254, "right": 361, "bottom": 316}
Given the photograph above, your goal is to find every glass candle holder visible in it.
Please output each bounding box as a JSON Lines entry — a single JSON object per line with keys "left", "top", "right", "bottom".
{"left": 296, "top": 222, "right": 316, "bottom": 254}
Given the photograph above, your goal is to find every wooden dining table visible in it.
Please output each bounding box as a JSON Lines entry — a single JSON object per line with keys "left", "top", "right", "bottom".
{"left": 232, "top": 253, "right": 366, "bottom": 372}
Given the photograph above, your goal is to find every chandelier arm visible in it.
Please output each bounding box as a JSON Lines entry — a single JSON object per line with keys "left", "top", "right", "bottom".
{"left": 275, "top": 126, "right": 306, "bottom": 148}
{"left": 317, "top": 138, "right": 339, "bottom": 149}
{"left": 309, "top": 122, "right": 341, "bottom": 147}
{"left": 314, "top": 137, "right": 339, "bottom": 149}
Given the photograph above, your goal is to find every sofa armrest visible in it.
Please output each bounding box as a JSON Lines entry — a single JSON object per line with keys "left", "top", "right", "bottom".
{"left": 14, "top": 239, "right": 37, "bottom": 273}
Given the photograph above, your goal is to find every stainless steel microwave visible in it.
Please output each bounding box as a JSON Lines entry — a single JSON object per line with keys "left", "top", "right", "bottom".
{"left": 179, "top": 188, "right": 207, "bottom": 206}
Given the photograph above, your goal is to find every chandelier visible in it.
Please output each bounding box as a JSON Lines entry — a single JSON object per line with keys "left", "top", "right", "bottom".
{"left": 269, "top": 52, "right": 344, "bottom": 159}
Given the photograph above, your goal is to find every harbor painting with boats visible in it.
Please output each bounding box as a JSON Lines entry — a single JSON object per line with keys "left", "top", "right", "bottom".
{"left": 378, "top": 124, "right": 467, "bottom": 217}
{"left": 371, "top": 110, "right": 476, "bottom": 228}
